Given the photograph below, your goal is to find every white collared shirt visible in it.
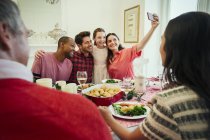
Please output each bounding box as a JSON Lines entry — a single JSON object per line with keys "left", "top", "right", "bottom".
{"left": 0, "top": 59, "right": 33, "bottom": 82}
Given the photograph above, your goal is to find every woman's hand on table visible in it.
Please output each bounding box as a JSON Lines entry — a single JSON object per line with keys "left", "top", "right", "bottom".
{"left": 98, "top": 106, "right": 148, "bottom": 140}
{"left": 98, "top": 106, "right": 114, "bottom": 125}
{"left": 146, "top": 101, "right": 153, "bottom": 109}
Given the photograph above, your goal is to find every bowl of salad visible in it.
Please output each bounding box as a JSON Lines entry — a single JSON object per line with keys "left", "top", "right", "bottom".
{"left": 101, "top": 79, "right": 122, "bottom": 84}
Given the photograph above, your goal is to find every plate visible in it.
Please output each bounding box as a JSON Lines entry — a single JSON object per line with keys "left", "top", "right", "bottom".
{"left": 77, "top": 83, "right": 95, "bottom": 91}
{"left": 102, "top": 79, "right": 122, "bottom": 84}
{"left": 109, "top": 101, "right": 150, "bottom": 119}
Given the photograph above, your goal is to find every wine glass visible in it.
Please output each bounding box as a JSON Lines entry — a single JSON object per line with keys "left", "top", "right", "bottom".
{"left": 122, "top": 77, "right": 132, "bottom": 90}
{"left": 77, "top": 71, "right": 87, "bottom": 85}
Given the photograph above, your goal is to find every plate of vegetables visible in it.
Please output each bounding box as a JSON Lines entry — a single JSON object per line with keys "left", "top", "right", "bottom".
{"left": 102, "top": 79, "right": 121, "bottom": 84}
{"left": 109, "top": 101, "right": 150, "bottom": 119}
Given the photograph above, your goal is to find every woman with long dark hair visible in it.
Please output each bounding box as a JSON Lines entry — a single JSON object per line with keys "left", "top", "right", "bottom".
{"left": 99, "top": 12, "right": 210, "bottom": 139}
{"left": 106, "top": 16, "right": 159, "bottom": 80}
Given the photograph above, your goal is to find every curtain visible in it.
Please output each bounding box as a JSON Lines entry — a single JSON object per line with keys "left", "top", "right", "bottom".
{"left": 197, "top": 0, "right": 210, "bottom": 13}
{"left": 60, "top": 0, "right": 71, "bottom": 35}
{"left": 160, "top": 0, "right": 171, "bottom": 34}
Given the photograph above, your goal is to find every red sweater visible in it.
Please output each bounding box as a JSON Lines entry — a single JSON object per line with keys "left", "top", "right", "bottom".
{"left": 0, "top": 79, "right": 111, "bottom": 140}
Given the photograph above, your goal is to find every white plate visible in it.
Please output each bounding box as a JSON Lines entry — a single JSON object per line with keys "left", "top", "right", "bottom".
{"left": 77, "top": 83, "right": 95, "bottom": 91}
{"left": 102, "top": 79, "right": 122, "bottom": 84}
{"left": 109, "top": 101, "right": 150, "bottom": 120}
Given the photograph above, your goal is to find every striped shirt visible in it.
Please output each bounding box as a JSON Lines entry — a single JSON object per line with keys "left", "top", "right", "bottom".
{"left": 140, "top": 86, "right": 210, "bottom": 140}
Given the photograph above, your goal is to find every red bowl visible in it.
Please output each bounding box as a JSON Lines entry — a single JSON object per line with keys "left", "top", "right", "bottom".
{"left": 84, "top": 91, "right": 125, "bottom": 106}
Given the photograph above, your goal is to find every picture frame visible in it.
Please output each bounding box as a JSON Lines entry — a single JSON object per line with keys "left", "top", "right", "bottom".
{"left": 124, "top": 5, "right": 140, "bottom": 43}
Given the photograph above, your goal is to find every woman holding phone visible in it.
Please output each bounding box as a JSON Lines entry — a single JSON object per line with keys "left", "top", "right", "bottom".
{"left": 106, "top": 14, "right": 159, "bottom": 80}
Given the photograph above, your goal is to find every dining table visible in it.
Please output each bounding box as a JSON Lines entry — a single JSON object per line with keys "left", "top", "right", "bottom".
{"left": 75, "top": 77, "right": 161, "bottom": 140}
{"left": 110, "top": 77, "right": 161, "bottom": 139}
{"left": 40, "top": 76, "right": 162, "bottom": 140}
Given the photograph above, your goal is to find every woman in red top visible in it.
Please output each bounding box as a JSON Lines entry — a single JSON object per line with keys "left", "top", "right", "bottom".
{"left": 106, "top": 15, "right": 159, "bottom": 80}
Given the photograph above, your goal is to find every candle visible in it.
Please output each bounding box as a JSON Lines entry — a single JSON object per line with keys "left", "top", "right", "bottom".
{"left": 36, "top": 78, "right": 52, "bottom": 88}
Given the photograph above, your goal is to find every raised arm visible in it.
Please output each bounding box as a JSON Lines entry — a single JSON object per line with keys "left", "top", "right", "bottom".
{"left": 98, "top": 106, "right": 148, "bottom": 140}
{"left": 136, "top": 14, "right": 159, "bottom": 52}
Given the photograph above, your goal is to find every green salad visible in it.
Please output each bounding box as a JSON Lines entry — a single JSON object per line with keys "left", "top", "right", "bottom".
{"left": 106, "top": 79, "right": 119, "bottom": 83}
{"left": 112, "top": 103, "right": 146, "bottom": 116}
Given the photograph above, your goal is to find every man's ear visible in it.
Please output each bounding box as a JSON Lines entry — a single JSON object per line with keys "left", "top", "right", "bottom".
{"left": 0, "top": 23, "right": 13, "bottom": 51}
{"left": 60, "top": 42, "right": 65, "bottom": 49}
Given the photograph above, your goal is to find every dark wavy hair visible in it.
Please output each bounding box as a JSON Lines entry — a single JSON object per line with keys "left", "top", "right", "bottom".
{"left": 106, "top": 33, "right": 124, "bottom": 67}
{"left": 75, "top": 31, "right": 90, "bottom": 45}
{"left": 163, "top": 12, "right": 210, "bottom": 105}
{"left": 93, "top": 28, "right": 105, "bottom": 45}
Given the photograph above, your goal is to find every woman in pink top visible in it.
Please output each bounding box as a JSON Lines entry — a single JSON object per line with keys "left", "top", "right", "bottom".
{"left": 106, "top": 16, "right": 159, "bottom": 80}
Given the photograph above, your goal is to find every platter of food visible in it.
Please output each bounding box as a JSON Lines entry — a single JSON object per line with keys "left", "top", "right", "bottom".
{"left": 109, "top": 101, "right": 150, "bottom": 119}
{"left": 82, "top": 84, "right": 125, "bottom": 106}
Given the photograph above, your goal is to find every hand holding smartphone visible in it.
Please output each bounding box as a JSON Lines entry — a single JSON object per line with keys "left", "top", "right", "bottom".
{"left": 147, "top": 12, "right": 155, "bottom": 21}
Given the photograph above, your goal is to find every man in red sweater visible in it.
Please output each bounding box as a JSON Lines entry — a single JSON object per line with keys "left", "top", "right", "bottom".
{"left": 0, "top": 0, "right": 111, "bottom": 140}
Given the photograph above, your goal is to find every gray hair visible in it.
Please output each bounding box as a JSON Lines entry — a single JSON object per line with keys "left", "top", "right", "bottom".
{"left": 0, "top": 0, "right": 24, "bottom": 35}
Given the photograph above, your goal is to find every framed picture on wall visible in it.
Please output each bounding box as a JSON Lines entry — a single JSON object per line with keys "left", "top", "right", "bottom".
{"left": 124, "top": 5, "right": 140, "bottom": 43}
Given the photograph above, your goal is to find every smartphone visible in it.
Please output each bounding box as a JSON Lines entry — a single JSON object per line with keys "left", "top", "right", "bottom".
{"left": 147, "top": 12, "right": 155, "bottom": 21}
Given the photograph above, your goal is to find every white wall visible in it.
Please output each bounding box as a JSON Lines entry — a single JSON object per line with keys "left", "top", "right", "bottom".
{"left": 61, "top": 0, "right": 121, "bottom": 38}
{"left": 170, "top": 0, "right": 198, "bottom": 19}
{"left": 18, "top": 0, "right": 61, "bottom": 32}
{"left": 18, "top": 0, "right": 61, "bottom": 44}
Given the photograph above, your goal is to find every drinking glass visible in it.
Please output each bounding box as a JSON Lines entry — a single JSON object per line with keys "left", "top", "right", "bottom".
{"left": 123, "top": 77, "right": 132, "bottom": 89}
{"left": 134, "top": 76, "right": 146, "bottom": 92}
{"left": 77, "top": 71, "right": 87, "bottom": 85}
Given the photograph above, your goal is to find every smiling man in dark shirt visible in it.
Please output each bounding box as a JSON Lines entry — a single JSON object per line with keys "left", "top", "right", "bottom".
{"left": 69, "top": 31, "right": 94, "bottom": 84}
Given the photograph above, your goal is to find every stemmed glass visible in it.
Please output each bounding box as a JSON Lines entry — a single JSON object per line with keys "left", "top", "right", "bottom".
{"left": 122, "top": 77, "right": 132, "bottom": 90}
{"left": 76, "top": 71, "right": 87, "bottom": 85}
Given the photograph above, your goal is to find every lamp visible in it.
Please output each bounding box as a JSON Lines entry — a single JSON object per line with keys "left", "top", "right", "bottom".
{"left": 46, "top": 0, "right": 59, "bottom": 4}
{"left": 48, "top": 23, "right": 67, "bottom": 41}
